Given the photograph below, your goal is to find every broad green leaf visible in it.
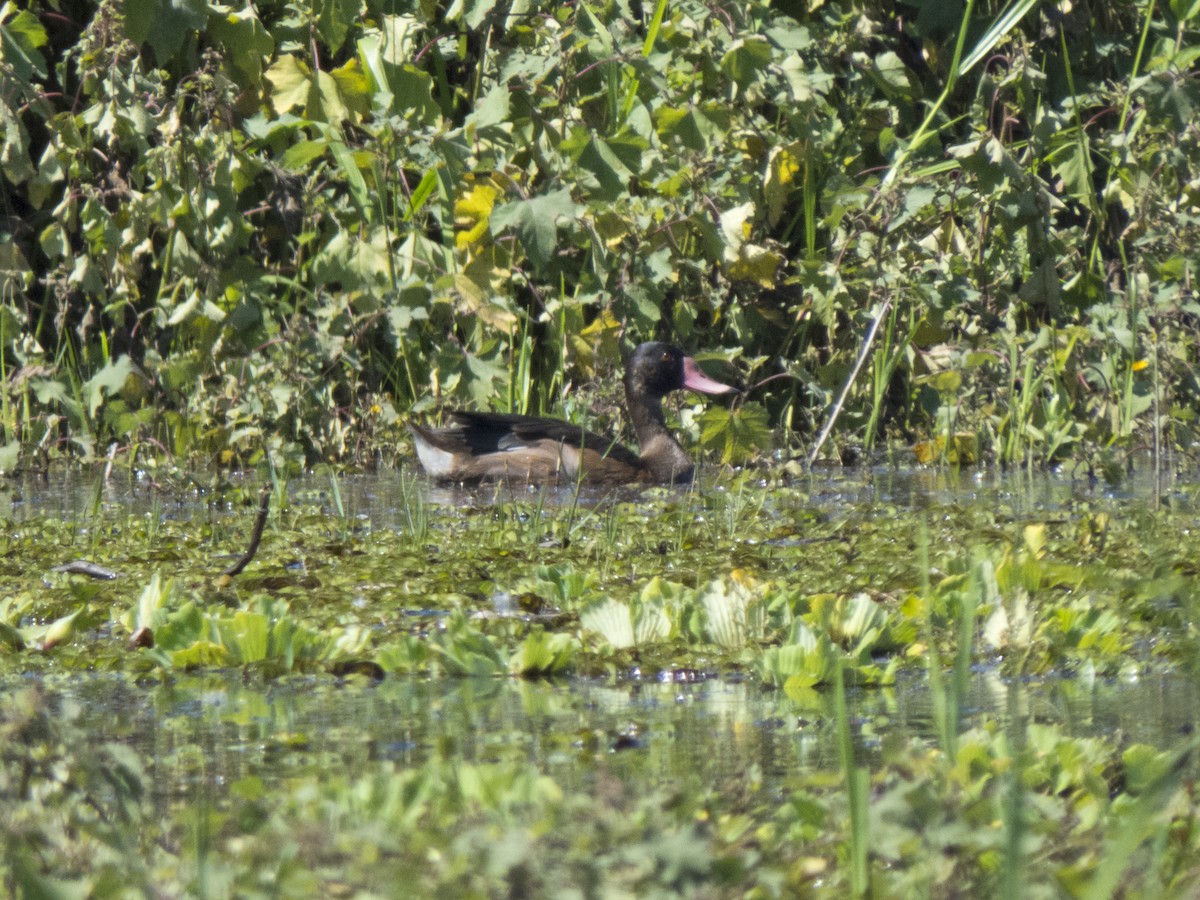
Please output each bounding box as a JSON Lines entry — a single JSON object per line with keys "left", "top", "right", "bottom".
{"left": 509, "top": 628, "right": 576, "bottom": 675}
{"left": 469, "top": 83, "right": 511, "bottom": 130}
{"left": 654, "top": 105, "right": 718, "bottom": 152}
{"left": 330, "top": 59, "right": 371, "bottom": 120}
{"left": 1051, "top": 138, "right": 1092, "bottom": 203}
{"left": 125, "top": 0, "right": 208, "bottom": 62}
{"left": 1, "top": 7, "right": 48, "bottom": 81}
{"left": 86, "top": 356, "right": 135, "bottom": 419}
{"left": 581, "top": 597, "right": 635, "bottom": 649}
{"left": 698, "top": 403, "right": 772, "bottom": 463}
{"left": 563, "top": 130, "right": 633, "bottom": 201}
{"left": 1171, "top": 0, "right": 1200, "bottom": 20}
{"left": 721, "top": 37, "right": 773, "bottom": 90}
{"left": 312, "top": 69, "right": 349, "bottom": 124}
{"left": 490, "top": 188, "right": 580, "bottom": 270}
{"left": 281, "top": 139, "right": 328, "bottom": 171}
{"left": 122, "top": 573, "right": 176, "bottom": 633}
{"left": 266, "top": 55, "right": 314, "bottom": 116}
{"left": 316, "top": 0, "right": 358, "bottom": 55}
{"left": 0, "top": 102, "right": 34, "bottom": 184}
{"left": 207, "top": 5, "right": 273, "bottom": 86}
{"left": 871, "top": 51, "right": 914, "bottom": 100}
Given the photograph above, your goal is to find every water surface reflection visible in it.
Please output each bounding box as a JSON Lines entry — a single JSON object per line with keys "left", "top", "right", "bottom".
{"left": 15, "top": 668, "right": 1199, "bottom": 806}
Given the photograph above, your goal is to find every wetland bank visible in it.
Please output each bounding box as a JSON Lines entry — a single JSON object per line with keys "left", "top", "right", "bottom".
{"left": 4, "top": 464, "right": 1200, "bottom": 897}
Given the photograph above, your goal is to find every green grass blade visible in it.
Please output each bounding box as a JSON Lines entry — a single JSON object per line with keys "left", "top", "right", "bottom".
{"left": 641, "top": 0, "right": 668, "bottom": 57}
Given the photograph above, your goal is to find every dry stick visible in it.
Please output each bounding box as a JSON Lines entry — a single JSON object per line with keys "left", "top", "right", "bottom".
{"left": 808, "top": 299, "right": 892, "bottom": 467}
{"left": 223, "top": 487, "right": 272, "bottom": 577}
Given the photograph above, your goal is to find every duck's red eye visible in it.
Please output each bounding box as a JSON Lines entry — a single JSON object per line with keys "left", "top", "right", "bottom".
{"left": 661, "top": 352, "right": 671, "bottom": 363}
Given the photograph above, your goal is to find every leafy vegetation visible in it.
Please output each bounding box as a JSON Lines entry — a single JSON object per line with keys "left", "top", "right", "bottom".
{"left": 0, "top": 0, "right": 1197, "bottom": 470}
{"left": 2, "top": 471, "right": 1200, "bottom": 894}
{"left": 3, "top": 0, "right": 1200, "bottom": 892}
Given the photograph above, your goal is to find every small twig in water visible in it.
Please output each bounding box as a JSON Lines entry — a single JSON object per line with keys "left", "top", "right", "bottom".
{"left": 223, "top": 488, "right": 272, "bottom": 577}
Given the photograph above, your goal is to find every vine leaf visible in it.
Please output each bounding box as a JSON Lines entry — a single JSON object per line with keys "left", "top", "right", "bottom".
{"left": 490, "top": 189, "right": 581, "bottom": 270}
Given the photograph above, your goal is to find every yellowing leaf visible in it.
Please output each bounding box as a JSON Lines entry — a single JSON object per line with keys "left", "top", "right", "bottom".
{"left": 1023, "top": 523, "right": 1048, "bottom": 559}
{"left": 330, "top": 59, "right": 371, "bottom": 119}
{"left": 764, "top": 146, "right": 800, "bottom": 227}
{"left": 455, "top": 184, "right": 498, "bottom": 250}
{"left": 265, "top": 55, "right": 313, "bottom": 115}
{"left": 728, "top": 243, "right": 783, "bottom": 287}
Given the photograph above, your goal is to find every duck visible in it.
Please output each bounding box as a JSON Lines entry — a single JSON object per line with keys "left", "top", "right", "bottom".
{"left": 408, "top": 342, "right": 736, "bottom": 485}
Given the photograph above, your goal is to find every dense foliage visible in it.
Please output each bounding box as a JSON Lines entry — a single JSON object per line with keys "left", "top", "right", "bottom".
{"left": 1, "top": 0, "right": 1198, "bottom": 471}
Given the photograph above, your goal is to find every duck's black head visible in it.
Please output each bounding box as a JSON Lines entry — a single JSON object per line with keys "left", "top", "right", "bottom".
{"left": 625, "top": 342, "right": 735, "bottom": 400}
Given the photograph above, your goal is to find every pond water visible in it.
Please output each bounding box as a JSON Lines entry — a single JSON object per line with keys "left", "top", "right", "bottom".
{"left": 9, "top": 664, "right": 1200, "bottom": 814}
{"left": 6, "top": 461, "right": 1200, "bottom": 813}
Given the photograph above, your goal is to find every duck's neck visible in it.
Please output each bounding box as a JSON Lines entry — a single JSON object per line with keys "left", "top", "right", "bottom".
{"left": 628, "top": 388, "right": 694, "bottom": 483}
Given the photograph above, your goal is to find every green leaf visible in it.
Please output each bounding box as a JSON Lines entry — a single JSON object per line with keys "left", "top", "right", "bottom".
{"left": 509, "top": 628, "right": 576, "bottom": 676}
{"left": 720, "top": 37, "right": 773, "bottom": 90}
{"left": 870, "top": 51, "right": 914, "bottom": 100}
{"left": 266, "top": 55, "right": 314, "bottom": 116}
{"left": 1171, "top": 0, "right": 1200, "bottom": 20}
{"left": 581, "top": 598, "right": 635, "bottom": 649}
{"left": 1, "top": 8, "right": 48, "bottom": 81}
{"left": 207, "top": 5, "right": 273, "bottom": 86}
{"left": 562, "top": 130, "right": 634, "bottom": 201}
{"left": 490, "top": 188, "right": 580, "bottom": 270}
{"left": 316, "top": 0, "right": 358, "bottom": 55}
{"left": 86, "top": 356, "right": 135, "bottom": 419}
{"left": 280, "top": 139, "right": 328, "bottom": 171}
{"left": 654, "top": 105, "right": 719, "bottom": 152}
{"left": 0, "top": 102, "right": 34, "bottom": 185}
{"left": 698, "top": 403, "right": 772, "bottom": 464}
{"left": 125, "top": 0, "right": 208, "bottom": 62}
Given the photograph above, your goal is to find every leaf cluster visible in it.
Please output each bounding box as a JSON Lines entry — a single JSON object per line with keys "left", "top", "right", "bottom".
{"left": 0, "top": 0, "right": 1198, "bottom": 468}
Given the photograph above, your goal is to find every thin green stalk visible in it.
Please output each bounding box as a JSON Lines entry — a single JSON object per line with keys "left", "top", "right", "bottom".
{"left": 808, "top": 299, "right": 892, "bottom": 465}
{"left": 398, "top": 468, "right": 428, "bottom": 539}
{"left": 326, "top": 466, "right": 349, "bottom": 541}
{"left": 0, "top": 300, "right": 10, "bottom": 446}
{"left": 803, "top": 147, "right": 817, "bottom": 258}
{"left": 1000, "top": 677, "right": 1026, "bottom": 900}
{"left": 1118, "top": 1, "right": 1158, "bottom": 134}
{"left": 835, "top": 658, "right": 869, "bottom": 896}
{"left": 88, "top": 475, "right": 105, "bottom": 560}
{"left": 881, "top": 0, "right": 976, "bottom": 188}
{"left": 1057, "top": 26, "right": 1106, "bottom": 278}
{"left": 863, "top": 303, "right": 917, "bottom": 453}
{"left": 918, "top": 525, "right": 950, "bottom": 755}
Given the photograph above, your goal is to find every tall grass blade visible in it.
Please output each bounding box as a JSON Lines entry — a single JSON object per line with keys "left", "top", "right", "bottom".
{"left": 835, "top": 658, "right": 869, "bottom": 895}
{"left": 957, "top": 0, "right": 1042, "bottom": 73}
{"left": 883, "top": 0, "right": 1039, "bottom": 188}
{"left": 641, "top": 0, "right": 668, "bottom": 57}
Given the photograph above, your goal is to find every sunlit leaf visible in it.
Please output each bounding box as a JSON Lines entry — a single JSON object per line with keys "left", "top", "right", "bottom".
{"left": 698, "top": 403, "right": 772, "bottom": 464}
{"left": 490, "top": 188, "right": 581, "bottom": 270}
{"left": 266, "top": 55, "right": 314, "bottom": 116}
{"left": 86, "top": 356, "right": 135, "bottom": 419}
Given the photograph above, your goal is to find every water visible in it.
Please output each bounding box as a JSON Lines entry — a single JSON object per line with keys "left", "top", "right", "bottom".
{"left": 10, "top": 663, "right": 1198, "bottom": 813}
{"left": 5, "top": 461, "right": 1200, "bottom": 803}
